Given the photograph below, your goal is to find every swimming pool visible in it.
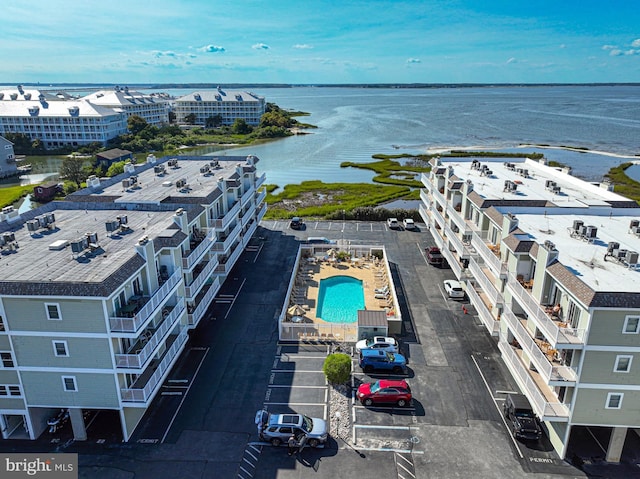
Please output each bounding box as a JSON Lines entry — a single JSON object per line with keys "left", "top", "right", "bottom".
{"left": 316, "top": 275, "right": 364, "bottom": 323}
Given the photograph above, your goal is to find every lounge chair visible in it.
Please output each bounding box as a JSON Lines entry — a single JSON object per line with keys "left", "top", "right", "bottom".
{"left": 375, "top": 285, "right": 389, "bottom": 294}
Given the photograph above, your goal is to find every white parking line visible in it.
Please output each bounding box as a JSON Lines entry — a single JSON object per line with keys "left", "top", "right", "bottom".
{"left": 224, "top": 277, "right": 246, "bottom": 319}
{"left": 270, "top": 369, "right": 325, "bottom": 373}
{"left": 355, "top": 424, "right": 414, "bottom": 431}
{"left": 264, "top": 402, "right": 327, "bottom": 406}
{"left": 267, "top": 385, "right": 327, "bottom": 389}
{"left": 470, "top": 354, "right": 524, "bottom": 459}
{"left": 354, "top": 404, "right": 416, "bottom": 411}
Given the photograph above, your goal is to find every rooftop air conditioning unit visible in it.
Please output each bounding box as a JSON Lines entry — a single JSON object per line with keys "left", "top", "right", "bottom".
{"left": 626, "top": 251, "right": 639, "bottom": 265}
{"left": 607, "top": 242, "right": 620, "bottom": 254}
{"left": 26, "top": 220, "right": 39, "bottom": 232}
{"left": 122, "top": 179, "right": 131, "bottom": 188}
{"left": 585, "top": 225, "right": 598, "bottom": 238}
{"left": 117, "top": 215, "right": 128, "bottom": 225}
{"left": 630, "top": 219, "right": 640, "bottom": 229}
{"left": 573, "top": 220, "right": 584, "bottom": 232}
{"left": 618, "top": 249, "right": 628, "bottom": 259}
{"left": 105, "top": 220, "right": 120, "bottom": 233}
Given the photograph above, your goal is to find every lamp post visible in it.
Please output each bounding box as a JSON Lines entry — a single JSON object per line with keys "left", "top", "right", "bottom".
{"left": 335, "top": 411, "right": 341, "bottom": 440}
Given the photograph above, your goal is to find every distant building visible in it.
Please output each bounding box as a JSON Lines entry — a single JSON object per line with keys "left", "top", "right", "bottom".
{"left": 82, "top": 87, "right": 170, "bottom": 126}
{"left": 33, "top": 181, "right": 61, "bottom": 202}
{"left": 174, "top": 87, "right": 266, "bottom": 126}
{"left": 0, "top": 136, "right": 17, "bottom": 179}
{"left": 96, "top": 148, "right": 134, "bottom": 168}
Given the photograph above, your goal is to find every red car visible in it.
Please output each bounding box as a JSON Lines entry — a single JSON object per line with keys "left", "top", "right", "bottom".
{"left": 357, "top": 379, "right": 412, "bottom": 407}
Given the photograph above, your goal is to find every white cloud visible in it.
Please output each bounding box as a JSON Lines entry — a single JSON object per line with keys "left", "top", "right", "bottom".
{"left": 252, "top": 43, "right": 270, "bottom": 50}
{"left": 293, "top": 44, "right": 313, "bottom": 49}
{"left": 609, "top": 49, "right": 623, "bottom": 56}
{"left": 602, "top": 45, "right": 616, "bottom": 50}
{"left": 506, "top": 57, "right": 517, "bottom": 64}
{"left": 199, "top": 44, "right": 225, "bottom": 53}
{"left": 154, "top": 51, "right": 177, "bottom": 58}
{"left": 406, "top": 58, "right": 421, "bottom": 64}
{"left": 624, "top": 49, "right": 637, "bottom": 56}
{"left": 631, "top": 39, "right": 640, "bottom": 48}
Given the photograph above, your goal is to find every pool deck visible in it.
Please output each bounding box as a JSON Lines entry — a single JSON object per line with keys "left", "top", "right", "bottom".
{"left": 289, "top": 256, "right": 394, "bottom": 324}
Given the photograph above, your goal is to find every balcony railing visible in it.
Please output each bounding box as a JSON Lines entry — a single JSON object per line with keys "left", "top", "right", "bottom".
{"left": 419, "top": 189, "right": 431, "bottom": 209}
{"left": 114, "top": 298, "right": 185, "bottom": 369}
{"left": 468, "top": 257, "right": 502, "bottom": 306}
{"left": 212, "top": 221, "right": 242, "bottom": 254}
{"left": 498, "top": 340, "right": 570, "bottom": 421}
{"left": 255, "top": 189, "right": 267, "bottom": 207}
{"left": 466, "top": 281, "right": 499, "bottom": 336}
{"left": 431, "top": 186, "right": 446, "bottom": 206}
{"left": 211, "top": 201, "right": 241, "bottom": 230}
{"left": 432, "top": 207, "right": 445, "bottom": 229}
{"left": 502, "top": 309, "right": 577, "bottom": 385}
{"left": 445, "top": 225, "right": 470, "bottom": 259}
{"left": 182, "top": 229, "right": 215, "bottom": 270}
{"left": 440, "top": 246, "right": 466, "bottom": 279}
{"left": 214, "top": 242, "right": 243, "bottom": 274}
{"left": 471, "top": 231, "right": 507, "bottom": 278}
{"left": 188, "top": 277, "right": 221, "bottom": 326}
{"left": 243, "top": 220, "right": 259, "bottom": 246}
{"left": 120, "top": 329, "right": 189, "bottom": 403}
{"left": 241, "top": 186, "right": 254, "bottom": 207}
{"left": 109, "top": 269, "right": 182, "bottom": 333}
{"left": 185, "top": 256, "right": 219, "bottom": 298}
{"left": 446, "top": 205, "right": 469, "bottom": 233}
{"left": 506, "top": 273, "right": 585, "bottom": 348}
{"left": 255, "top": 173, "right": 266, "bottom": 190}
{"left": 241, "top": 203, "right": 255, "bottom": 227}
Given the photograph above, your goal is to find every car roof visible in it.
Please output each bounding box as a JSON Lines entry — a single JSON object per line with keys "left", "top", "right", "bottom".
{"left": 376, "top": 379, "right": 408, "bottom": 388}
{"left": 361, "top": 349, "right": 402, "bottom": 358}
{"left": 270, "top": 413, "right": 303, "bottom": 427}
{"left": 372, "top": 336, "right": 395, "bottom": 343}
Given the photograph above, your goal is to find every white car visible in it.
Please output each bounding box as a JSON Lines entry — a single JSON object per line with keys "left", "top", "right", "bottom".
{"left": 443, "top": 279, "right": 465, "bottom": 299}
{"left": 355, "top": 336, "right": 398, "bottom": 353}
{"left": 387, "top": 218, "right": 400, "bottom": 229}
{"left": 403, "top": 218, "right": 416, "bottom": 230}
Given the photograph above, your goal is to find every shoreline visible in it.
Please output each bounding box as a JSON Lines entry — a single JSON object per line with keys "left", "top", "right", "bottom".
{"left": 422, "top": 143, "right": 639, "bottom": 160}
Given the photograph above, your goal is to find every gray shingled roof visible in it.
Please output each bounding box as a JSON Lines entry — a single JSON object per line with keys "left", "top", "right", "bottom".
{"left": 357, "top": 310, "right": 387, "bottom": 327}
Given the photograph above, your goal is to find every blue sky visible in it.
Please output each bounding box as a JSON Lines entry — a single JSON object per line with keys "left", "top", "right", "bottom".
{"left": 3, "top": 0, "right": 639, "bottom": 84}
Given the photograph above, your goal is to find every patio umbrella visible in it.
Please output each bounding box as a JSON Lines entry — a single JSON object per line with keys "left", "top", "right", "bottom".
{"left": 287, "top": 304, "right": 306, "bottom": 317}
{"left": 327, "top": 248, "right": 336, "bottom": 257}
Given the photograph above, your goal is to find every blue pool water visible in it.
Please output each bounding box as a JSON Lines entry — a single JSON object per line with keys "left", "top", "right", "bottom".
{"left": 316, "top": 276, "right": 364, "bottom": 323}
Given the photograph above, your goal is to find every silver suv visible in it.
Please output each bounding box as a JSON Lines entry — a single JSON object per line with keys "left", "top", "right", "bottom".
{"left": 255, "top": 410, "right": 328, "bottom": 447}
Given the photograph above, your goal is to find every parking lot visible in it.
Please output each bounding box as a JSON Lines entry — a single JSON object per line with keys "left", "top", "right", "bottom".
{"left": 15, "top": 219, "right": 631, "bottom": 478}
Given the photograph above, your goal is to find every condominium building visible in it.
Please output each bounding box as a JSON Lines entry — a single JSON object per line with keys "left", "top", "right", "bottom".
{"left": 0, "top": 136, "right": 17, "bottom": 179}
{"left": 174, "top": 87, "right": 266, "bottom": 126}
{"left": 0, "top": 154, "right": 266, "bottom": 441}
{"left": 419, "top": 157, "right": 640, "bottom": 462}
{"left": 82, "top": 87, "right": 170, "bottom": 126}
{"left": 0, "top": 98, "right": 128, "bottom": 149}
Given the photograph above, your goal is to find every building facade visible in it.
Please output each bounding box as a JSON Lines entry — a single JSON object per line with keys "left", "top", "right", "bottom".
{"left": 82, "top": 87, "right": 170, "bottom": 126}
{"left": 419, "top": 157, "right": 640, "bottom": 462}
{"left": 0, "top": 136, "right": 17, "bottom": 179}
{"left": 0, "top": 154, "right": 266, "bottom": 441}
{"left": 174, "top": 87, "right": 266, "bottom": 126}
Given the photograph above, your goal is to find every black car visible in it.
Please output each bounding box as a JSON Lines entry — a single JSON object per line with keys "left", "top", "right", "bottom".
{"left": 503, "top": 393, "right": 542, "bottom": 441}
{"left": 290, "top": 217, "right": 304, "bottom": 230}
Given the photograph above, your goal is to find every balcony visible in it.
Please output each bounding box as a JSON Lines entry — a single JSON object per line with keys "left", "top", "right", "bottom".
{"left": 255, "top": 173, "right": 266, "bottom": 190}
{"left": 502, "top": 309, "right": 577, "bottom": 385}
{"left": 466, "top": 281, "right": 499, "bottom": 336}
{"left": 470, "top": 231, "right": 507, "bottom": 279}
{"left": 243, "top": 220, "right": 259, "bottom": 246}
{"left": 444, "top": 225, "right": 470, "bottom": 259}
{"left": 187, "top": 277, "right": 221, "bottom": 326}
{"left": 211, "top": 201, "right": 241, "bottom": 230}
{"left": 120, "top": 329, "right": 189, "bottom": 403}
{"left": 431, "top": 185, "right": 446, "bottom": 206}
{"left": 255, "top": 188, "right": 267, "bottom": 207}
{"left": 114, "top": 298, "right": 185, "bottom": 369}
{"left": 214, "top": 242, "right": 243, "bottom": 274}
{"left": 185, "top": 256, "right": 219, "bottom": 298}
{"left": 498, "top": 339, "right": 570, "bottom": 421}
{"left": 109, "top": 269, "right": 182, "bottom": 333}
{"left": 419, "top": 189, "right": 431, "bottom": 210}
{"left": 241, "top": 186, "right": 254, "bottom": 207}
{"left": 468, "top": 257, "right": 502, "bottom": 306}
{"left": 182, "top": 228, "right": 215, "bottom": 270}
{"left": 241, "top": 203, "right": 255, "bottom": 227}
{"left": 446, "top": 205, "right": 469, "bottom": 234}
{"left": 506, "top": 273, "right": 585, "bottom": 348}
{"left": 432, "top": 207, "right": 445, "bottom": 229}
{"left": 440, "top": 246, "right": 469, "bottom": 280}
{"left": 212, "top": 221, "right": 242, "bottom": 254}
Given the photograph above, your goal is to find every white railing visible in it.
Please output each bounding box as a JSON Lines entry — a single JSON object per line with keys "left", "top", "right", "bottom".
{"left": 243, "top": 221, "right": 258, "bottom": 247}
{"left": 431, "top": 226, "right": 445, "bottom": 250}
{"left": 446, "top": 205, "right": 469, "bottom": 233}
{"left": 255, "top": 173, "right": 266, "bottom": 190}
{"left": 471, "top": 231, "right": 506, "bottom": 278}
{"left": 468, "top": 257, "right": 502, "bottom": 306}
{"left": 440, "top": 246, "right": 464, "bottom": 279}
{"left": 241, "top": 204, "right": 255, "bottom": 227}
{"left": 212, "top": 201, "right": 241, "bottom": 230}
{"left": 241, "top": 187, "right": 254, "bottom": 207}
{"left": 215, "top": 242, "right": 243, "bottom": 274}
{"left": 419, "top": 189, "right": 431, "bottom": 209}
{"left": 212, "top": 221, "right": 242, "bottom": 253}
{"left": 255, "top": 189, "right": 267, "bottom": 206}
{"left": 182, "top": 229, "right": 215, "bottom": 270}
{"left": 502, "top": 309, "right": 577, "bottom": 384}
{"left": 506, "top": 273, "right": 585, "bottom": 347}
{"left": 115, "top": 298, "right": 186, "bottom": 369}
{"left": 432, "top": 207, "right": 445, "bottom": 229}
{"left": 279, "top": 322, "right": 358, "bottom": 342}
{"left": 498, "top": 340, "right": 570, "bottom": 421}
{"left": 431, "top": 186, "right": 446, "bottom": 206}
{"left": 109, "top": 269, "right": 182, "bottom": 333}
{"left": 120, "top": 329, "right": 189, "bottom": 403}
{"left": 466, "top": 281, "right": 499, "bottom": 336}
{"left": 185, "top": 257, "right": 219, "bottom": 298}
{"left": 420, "top": 172, "right": 430, "bottom": 188}
{"left": 188, "top": 277, "right": 221, "bottom": 326}
{"left": 256, "top": 202, "right": 267, "bottom": 223}
{"left": 418, "top": 204, "right": 431, "bottom": 226}
{"left": 445, "top": 225, "right": 470, "bottom": 258}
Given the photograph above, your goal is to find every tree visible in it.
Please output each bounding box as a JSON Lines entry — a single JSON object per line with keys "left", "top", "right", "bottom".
{"left": 106, "top": 161, "right": 126, "bottom": 177}
{"left": 232, "top": 118, "right": 252, "bottom": 134}
{"left": 205, "top": 114, "right": 223, "bottom": 128}
{"left": 168, "top": 111, "right": 177, "bottom": 123}
{"left": 184, "top": 113, "right": 197, "bottom": 125}
{"left": 322, "top": 353, "right": 352, "bottom": 384}
{"left": 59, "top": 156, "right": 88, "bottom": 188}
{"left": 127, "top": 115, "right": 148, "bottom": 135}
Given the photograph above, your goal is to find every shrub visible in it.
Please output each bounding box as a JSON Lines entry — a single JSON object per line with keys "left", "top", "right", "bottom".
{"left": 322, "top": 353, "right": 352, "bottom": 384}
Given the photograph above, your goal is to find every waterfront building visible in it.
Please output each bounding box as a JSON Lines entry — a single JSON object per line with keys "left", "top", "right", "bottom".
{"left": 0, "top": 98, "right": 128, "bottom": 149}
{"left": 419, "top": 157, "right": 640, "bottom": 462}
{"left": 82, "top": 87, "right": 170, "bottom": 126}
{"left": 173, "top": 87, "right": 266, "bottom": 126}
{"left": 0, "top": 136, "right": 17, "bottom": 179}
{"left": 0, "top": 155, "right": 266, "bottom": 441}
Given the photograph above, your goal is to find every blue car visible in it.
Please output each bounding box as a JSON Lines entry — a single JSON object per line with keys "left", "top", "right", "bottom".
{"left": 359, "top": 349, "right": 407, "bottom": 374}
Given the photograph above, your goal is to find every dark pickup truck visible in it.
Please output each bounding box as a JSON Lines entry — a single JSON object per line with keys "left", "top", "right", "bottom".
{"left": 503, "top": 393, "right": 542, "bottom": 441}
{"left": 426, "top": 247, "right": 446, "bottom": 267}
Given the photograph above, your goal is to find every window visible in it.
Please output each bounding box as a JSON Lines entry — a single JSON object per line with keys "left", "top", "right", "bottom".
{"left": 0, "top": 352, "right": 14, "bottom": 367}
{"left": 45, "top": 303, "right": 61, "bottom": 320}
{"left": 623, "top": 316, "right": 640, "bottom": 334}
{"left": 0, "top": 315, "right": 5, "bottom": 331}
{"left": 0, "top": 385, "right": 21, "bottom": 396}
{"left": 53, "top": 341, "right": 68, "bottom": 357}
{"left": 62, "top": 376, "right": 77, "bottom": 392}
{"left": 614, "top": 355, "right": 633, "bottom": 373}
{"left": 606, "top": 393, "right": 623, "bottom": 409}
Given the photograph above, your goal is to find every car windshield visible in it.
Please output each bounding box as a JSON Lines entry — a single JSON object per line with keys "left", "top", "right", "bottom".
{"left": 369, "top": 381, "right": 381, "bottom": 393}
{"left": 365, "top": 338, "right": 376, "bottom": 347}
{"left": 301, "top": 415, "right": 313, "bottom": 432}
{"left": 515, "top": 410, "right": 535, "bottom": 418}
